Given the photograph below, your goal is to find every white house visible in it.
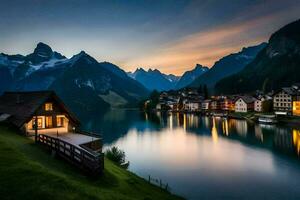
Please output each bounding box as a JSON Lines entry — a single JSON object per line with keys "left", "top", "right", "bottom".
{"left": 235, "top": 96, "right": 256, "bottom": 113}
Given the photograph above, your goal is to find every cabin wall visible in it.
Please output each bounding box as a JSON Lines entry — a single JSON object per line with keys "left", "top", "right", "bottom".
{"left": 23, "top": 95, "right": 79, "bottom": 135}
{"left": 25, "top": 115, "right": 70, "bottom": 135}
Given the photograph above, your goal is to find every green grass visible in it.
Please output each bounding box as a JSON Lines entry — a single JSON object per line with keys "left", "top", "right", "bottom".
{"left": 0, "top": 125, "right": 183, "bottom": 200}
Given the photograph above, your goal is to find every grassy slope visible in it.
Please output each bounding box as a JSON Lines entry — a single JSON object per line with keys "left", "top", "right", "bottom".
{"left": 0, "top": 125, "right": 182, "bottom": 200}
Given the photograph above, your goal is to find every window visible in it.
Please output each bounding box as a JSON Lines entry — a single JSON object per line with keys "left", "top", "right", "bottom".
{"left": 45, "top": 116, "right": 53, "bottom": 128}
{"left": 45, "top": 103, "right": 53, "bottom": 111}
{"left": 32, "top": 117, "right": 43, "bottom": 129}
{"left": 56, "top": 117, "right": 64, "bottom": 127}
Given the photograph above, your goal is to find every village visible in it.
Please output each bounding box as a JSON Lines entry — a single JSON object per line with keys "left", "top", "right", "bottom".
{"left": 147, "top": 83, "right": 300, "bottom": 123}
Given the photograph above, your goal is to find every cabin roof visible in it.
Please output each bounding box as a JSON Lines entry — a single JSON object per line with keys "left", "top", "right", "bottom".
{"left": 0, "top": 90, "right": 80, "bottom": 128}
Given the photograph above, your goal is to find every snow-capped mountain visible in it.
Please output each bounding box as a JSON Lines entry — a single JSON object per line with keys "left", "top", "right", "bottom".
{"left": 0, "top": 43, "right": 149, "bottom": 119}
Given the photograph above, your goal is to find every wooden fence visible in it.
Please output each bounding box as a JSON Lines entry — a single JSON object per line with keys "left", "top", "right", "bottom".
{"left": 148, "top": 175, "right": 170, "bottom": 192}
{"left": 37, "top": 134, "right": 104, "bottom": 176}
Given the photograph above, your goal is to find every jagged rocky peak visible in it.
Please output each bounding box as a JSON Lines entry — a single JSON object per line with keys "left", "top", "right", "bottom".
{"left": 135, "top": 67, "right": 146, "bottom": 73}
{"left": 149, "top": 68, "right": 161, "bottom": 73}
{"left": 33, "top": 42, "right": 53, "bottom": 58}
{"left": 195, "top": 63, "right": 208, "bottom": 70}
{"left": 26, "top": 42, "right": 65, "bottom": 64}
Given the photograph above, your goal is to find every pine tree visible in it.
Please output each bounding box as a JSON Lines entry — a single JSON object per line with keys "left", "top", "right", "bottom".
{"left": 203, "top": 84, "right": 208, "bottom": 99}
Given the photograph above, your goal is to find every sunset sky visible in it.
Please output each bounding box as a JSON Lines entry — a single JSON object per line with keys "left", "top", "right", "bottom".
{"left": 1, "top": 0, "right": 300, "bottom": 75}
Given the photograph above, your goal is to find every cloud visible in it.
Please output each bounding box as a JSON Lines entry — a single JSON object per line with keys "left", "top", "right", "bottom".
{"left": 122, "top": 3, "right": 300, "bottom": 75}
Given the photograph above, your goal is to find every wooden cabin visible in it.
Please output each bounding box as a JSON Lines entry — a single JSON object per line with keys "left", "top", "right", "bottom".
{"left": 0, "top": 91, "right": 104, "bottom": 176}
{"left": 0, "top": 91, "right": 80, "bottom": 135}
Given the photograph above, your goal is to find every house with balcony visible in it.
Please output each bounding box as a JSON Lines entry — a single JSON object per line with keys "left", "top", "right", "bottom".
{"left": 0, "top": 91, "right": 80, "bottom": 134}
{"left": 0, "top": 91, "right": 103, "bottom": 175}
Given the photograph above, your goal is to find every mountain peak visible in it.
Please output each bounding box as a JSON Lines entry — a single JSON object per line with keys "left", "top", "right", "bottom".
{"left": 79, "top": 50, "right": 87, "bottom": 55}
{"left": 73, "top": 50, "right": 91, "bottom": 59}
{"left": 194, "top": 64, "right": 209, "bottom": 71}
{"left": 148, "top": 68, "right": 161, "bottom": 74}
{"left": 135, "top": 68, "right": 146, "bottom": 73}
{"left": 195, "top": 64, "right": 204, "bottom": 69}
{"left": 70, "top": 50, "right": 97, "bottom": 65}
{"left": 33, "top": 42, "right": 53, "bottom": 56}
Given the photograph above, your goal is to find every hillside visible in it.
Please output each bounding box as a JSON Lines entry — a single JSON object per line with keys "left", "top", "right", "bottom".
{"left": 215, "top": 19, "right": 300, "bottom": 94}
{"left": 0, "top": 125, "right": 182, "bottom": 200}
{"left": 189, "top": 43, "right": 267, "bottom": 90}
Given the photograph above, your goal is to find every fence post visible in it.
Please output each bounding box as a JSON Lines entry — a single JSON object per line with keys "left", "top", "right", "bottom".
{"left": 160, "top": 179, "right": 162, "bottom": 187}
{"left": 148, "top": 175, "right": 150, "bottom": 182}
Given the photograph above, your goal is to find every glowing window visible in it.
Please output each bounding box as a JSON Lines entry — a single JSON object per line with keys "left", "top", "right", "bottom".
{"left": 45, "top": 116, "right": 53, "bottom": 128}
{"left": 45, "top": 103, "right": 53, "bottom": 111}
{"left": 56, "top": 116, "right": 64, "bottom": 127}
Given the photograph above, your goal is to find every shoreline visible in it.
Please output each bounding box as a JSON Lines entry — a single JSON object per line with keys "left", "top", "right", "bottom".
{"left": 151, "top": 109, "right": 300, "bottom": 125}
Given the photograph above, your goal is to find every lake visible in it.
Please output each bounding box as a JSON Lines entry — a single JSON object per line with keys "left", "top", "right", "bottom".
{"left": 82, "top": 109, "right": 300, "bottom": 200}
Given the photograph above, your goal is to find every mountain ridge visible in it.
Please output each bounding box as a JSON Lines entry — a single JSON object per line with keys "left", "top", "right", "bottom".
{"left": 127, "top": 68, "right": 180, "bottom": 91}
{"left": 188, "top": 42, "right": 267, "bottom": 90}
{"left": 0, "top": 43, "right": 149, "bottom": 119}
{"left": 215, "top": 19, "right": 300, "bottom": 94}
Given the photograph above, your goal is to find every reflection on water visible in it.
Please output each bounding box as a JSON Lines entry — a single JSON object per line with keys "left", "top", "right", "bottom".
{"left": 293, "top": 130, "right": 300, "bottom": 155}
{"left": 83, "top": 110, "right": 300, "bottom": 199}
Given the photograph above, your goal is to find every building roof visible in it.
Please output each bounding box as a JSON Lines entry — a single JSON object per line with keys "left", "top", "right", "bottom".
{"left": 282, "top": 87, "right": 297, "bottom": 95}
{"left": 235, "top": 96, "right": 256, "bottom": 104}
{"left": 0, "top": 91, "right": 80, "bottom": 128}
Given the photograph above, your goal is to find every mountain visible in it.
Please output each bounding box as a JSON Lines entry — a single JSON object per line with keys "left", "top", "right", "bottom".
{"left": 128, "top": 68, "right": 179, "bottom": 91}
{"left": 175, "top": 64, "right": 208, "bottom": 89}
{"left": 163, "top": 74, "right": 180, "bottom": 83}
{"left": 0, "top": 43, "right": 149, "bottom": 119}
{"left": 189, "top": 43, "right": 267, "bottom": 90}
{"left": 0, "top": 42, "right": 69, "bottom": 92}
{"left": 215, "top": 19, "right": 300, "bottom": 94}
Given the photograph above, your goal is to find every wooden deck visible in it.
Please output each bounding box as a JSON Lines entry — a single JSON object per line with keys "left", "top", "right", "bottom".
{"left": 37, "top": 132, "right": 104, "bottom": 176}
{"left": 43, "top": 132, "right": 101, "bottom": 150}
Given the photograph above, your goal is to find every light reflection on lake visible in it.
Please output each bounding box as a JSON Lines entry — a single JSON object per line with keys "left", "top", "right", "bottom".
{"left": 83, "top": 110, "right": 300, "bottom": 200}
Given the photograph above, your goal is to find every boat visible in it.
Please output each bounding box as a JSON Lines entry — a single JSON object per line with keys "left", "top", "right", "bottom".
{"left": 258, "top": 115, "right": 277, "bottom": 124}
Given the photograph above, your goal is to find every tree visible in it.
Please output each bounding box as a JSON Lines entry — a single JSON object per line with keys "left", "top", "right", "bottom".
{"left": 105, "top": 146, "right": 129, "bottom": 169}
{"left": 197, "top": 85, "right": 203, "bottom": 94}
{"left": 203, "top": 84, "right": 209, "bottom": 99}
{"left": 262, "top": 100, "right": 273, "bottom": 113}
{"left": 140, "top": 90, "right": 160, "bottom": 111}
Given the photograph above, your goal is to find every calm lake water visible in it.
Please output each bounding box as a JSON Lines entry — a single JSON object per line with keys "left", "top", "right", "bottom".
{"left": 82, "top": 109, "right": 300, "bottom": 200}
